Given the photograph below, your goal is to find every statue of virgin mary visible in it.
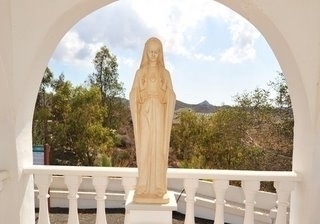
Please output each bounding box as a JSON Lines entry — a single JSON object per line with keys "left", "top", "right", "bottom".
{"left": 129, "top": 37, "right": 176, "bottom": 203}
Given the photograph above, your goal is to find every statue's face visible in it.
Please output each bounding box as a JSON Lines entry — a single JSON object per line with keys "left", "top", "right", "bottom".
{"left": 147, "top": 42, "right": 160, "bottom": 63}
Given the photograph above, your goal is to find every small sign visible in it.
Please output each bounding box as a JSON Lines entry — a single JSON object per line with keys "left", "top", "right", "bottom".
{"left": 33, "top": 145, "right": 44, "bottom": 165}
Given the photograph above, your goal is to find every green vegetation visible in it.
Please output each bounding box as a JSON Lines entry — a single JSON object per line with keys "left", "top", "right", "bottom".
{"left": 171, "top": 73, "right": 293, "bottom": 172}
{"left": 33, "top": 45, "right": 292, "bottom": 180}
{"left": 33, "top": 46, "right": 133, "bottom": 166}
{"left": 171, "top": 100, "right": 293, "bottom": 171}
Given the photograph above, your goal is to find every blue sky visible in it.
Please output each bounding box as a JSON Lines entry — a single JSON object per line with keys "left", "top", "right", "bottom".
{"left": 48, "top": 0, "right": 281, "bottom": 105}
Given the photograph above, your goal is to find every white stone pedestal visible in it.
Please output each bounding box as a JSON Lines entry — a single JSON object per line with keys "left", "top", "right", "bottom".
{"left": 125, "top": 190, "right": 177, "bottom": 224}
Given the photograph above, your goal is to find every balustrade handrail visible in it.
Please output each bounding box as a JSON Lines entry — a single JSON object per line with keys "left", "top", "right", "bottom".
{"left": 24, "top": 165, "right": 302, "bottom": 182}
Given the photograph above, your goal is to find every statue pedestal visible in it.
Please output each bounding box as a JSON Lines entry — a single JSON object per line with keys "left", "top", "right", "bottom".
{"left": 125, "top": 190, "right": 177, "bottom": 224}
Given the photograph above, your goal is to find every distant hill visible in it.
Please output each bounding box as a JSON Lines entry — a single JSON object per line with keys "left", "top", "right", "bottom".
{"left": 175, "top": 100, "right": 220, "bottom": 113}
{"left": 123, "top": 98, "right": 221, "bottom": 114}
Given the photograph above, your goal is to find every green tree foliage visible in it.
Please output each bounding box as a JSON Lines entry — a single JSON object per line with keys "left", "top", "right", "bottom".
{"left": 33, "top": 61, "right": 292, "bottom": 180}
{"left": 88, "top": 46, "right": 133, "bottom": 165}
{"left": 33, "top": 47, "right": 134, "bottom": 166}
{"left": 49, "top": 78, "right": 115, "bottom": 166}
{"left": 170, "top": 110, "right": 208, "bottom": 168}
{"left": 170, "top": 108, "right": 264, "bottom": 170}
{"left": 205, "top": 107, "right": 255, "bottom": 170}
{"left": 33, "top": 46, "right": 131, "bottom": 166}
{"left": 32, "top": 68, "right": 53, "bottom": 145}
{"left": 33, "top": 73, "right": 116, "bottom": 166}
{"left": 170, "top": 73, "right": 293, "bottom": 175}
{"left": 89, "top": 46, "right": 126, "bottom": 130}
{"left": 268, "top": 72, "right": 291, "bottom": 108}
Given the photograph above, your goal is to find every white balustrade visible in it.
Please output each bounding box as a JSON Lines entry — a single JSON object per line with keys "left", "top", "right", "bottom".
{"left": 121, "top": 177, "right": 136, "bottom": 200}
{"left": 212, "top": 180, "right": 229, "bottom": 224}
{"left": 34, "top": 174, "right": 52, "bottom": 224}
{"left": 184, "top": 178, "right": 199, "bottom": 224}
{"left": 92, "top": 176, "right": 109, "bottom": 224}
{"left": 24, "top": 166, "right": 301, "bottom": 224}
{"left": 274, "top": 181, "right": 296, "bottom": 224}
{"left": 65, "top": 175, "right": 82, "bottom": 224}
{"left": 242, "top": 180, "right": 260, "bottom": 224}
{"left": 122, "top": 177, "right": 137, "bottom": 224}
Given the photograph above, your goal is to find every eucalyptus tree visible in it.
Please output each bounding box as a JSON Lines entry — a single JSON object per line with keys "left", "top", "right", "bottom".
{"left": 89, "top": 46, "right": 126, "bottom": 130}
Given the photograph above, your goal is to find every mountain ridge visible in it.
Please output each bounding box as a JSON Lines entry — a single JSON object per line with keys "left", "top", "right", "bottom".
{"left": 175, "top": 99, "right": 221, "bottom": 113}
{"left": 123, "top": 98, "right": 223, "bottom": 113}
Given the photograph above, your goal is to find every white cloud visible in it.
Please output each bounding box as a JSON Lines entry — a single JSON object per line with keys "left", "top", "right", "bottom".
{"left": 129, "top": 0, "right": 227, "bottom": 58}
{"left": 47, "top": 0, "right": 280, "bottom": 105}
{"left": 119, "top": 56, "right": 135, "bottom": 67}
{"left": 52, "top": 31, "right": 103, "bottom": 65}
{"left": 194, "top": 53, "right": 216, "bottom": 61}
{"left": 52, "top": 0, "right": 209, "bottom": 65}
{"left": 129, "top": 0, "right": 260, "bottom": 63}
{"left": 50, "top": 0, "right": 261, "bottom": 74}
{"left": 51, "top": 31, "right": 83, "bottom": 62}
{"left": 219, "top": 16, "right": 261, "bottom": 63}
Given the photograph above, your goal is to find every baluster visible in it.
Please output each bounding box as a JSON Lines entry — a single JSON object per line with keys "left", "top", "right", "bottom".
{"left": 34, "top": 174, "right": 52, "bottom": 224}
{"left": 242, "top": 180, "right": 260, "bottom": 224}
{"left": 274, "top": 181, "right": 295, "bottom": 224}
{"left": 122, "top": 177, "right": 136, "bottom": 224}
{"left": 184, "top": 178, "right": 198, "bottom": 224}
{"left": 92, "top": 176, "right": 108, "bottom": 224}
{"left": 212, "top": 180, "right": 229, "bottom": 224}
{"left": 65, "top": 175, "right": 82, "bottom": 224}
{"left": 121, "top": 177, "right": 136, "bottom": 200}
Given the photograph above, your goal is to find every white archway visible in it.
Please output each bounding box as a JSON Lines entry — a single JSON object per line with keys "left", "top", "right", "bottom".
{"left": 26, "top": 1, "right": 309, "bottom": 164}
{"left": 28, "top": 2, "right": 309, "bottom": 224}
{"left": 1, "top": 1, "right": 319, "bottom": 223}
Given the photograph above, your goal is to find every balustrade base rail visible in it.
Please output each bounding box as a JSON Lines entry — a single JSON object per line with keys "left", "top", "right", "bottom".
{"left": 24, "top": 165, "right": 300, "bottom": 224}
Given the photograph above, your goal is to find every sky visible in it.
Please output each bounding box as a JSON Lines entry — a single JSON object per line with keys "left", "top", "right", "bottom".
{"left": 48, "top": 0, "right": 282, "bottom": 106}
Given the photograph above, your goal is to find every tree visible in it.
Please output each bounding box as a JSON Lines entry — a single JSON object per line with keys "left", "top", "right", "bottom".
{"left": 269, "top": 72, "right": 291, "bottom": 108}
{"left": 48, "top": 76, "right": 73, "bottom": 164}
{"left": 233, "top": 83, "right": 293, "bottom": 171}
{"left": 66, "top": 86, "right": 114, "bottom": 166}
{"left": 170, "top": 75, "right": 293, "bottom": 174}
{"left": 33, "top": 62, "right": 132, "bottom": 166}
{"left": 204, "top": 107, "right": 256, "bottom": 170}
{"left": 89, "top": 46, "right": 126, "bottom": 130}
{"left": 170, "top": 110, "right": 208, "bottom": 168}
{"left": 33, "top": 67, "right": 54, "bottom": 145}
{"left": 49, "top": 80, "right": 115, "bottom": 166}
{"left": 170, "top": 107, "right": 262, "bottom": 170}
